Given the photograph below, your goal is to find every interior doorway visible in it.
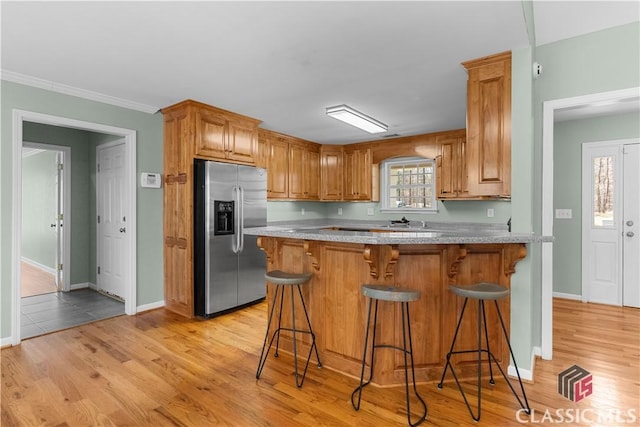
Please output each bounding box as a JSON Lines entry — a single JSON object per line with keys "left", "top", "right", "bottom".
{"left": 541, "top": 86, "right": 640, "bottom": 360}
{"left": 11, "top": 110, "right": 137, "bottom": 346}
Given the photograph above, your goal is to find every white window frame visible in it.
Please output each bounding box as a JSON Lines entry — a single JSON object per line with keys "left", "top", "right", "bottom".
{"left": 380, "top": 156, "right": 438, "bottom": 213}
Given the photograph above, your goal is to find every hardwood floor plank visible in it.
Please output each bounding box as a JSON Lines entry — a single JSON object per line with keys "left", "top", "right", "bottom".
{"left": 2, "top": 299, "right": 638, "bottom": 426}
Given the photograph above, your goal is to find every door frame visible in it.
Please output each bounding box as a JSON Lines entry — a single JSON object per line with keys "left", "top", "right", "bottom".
{"left": 21, "top": 141, "right": 71, "bottom": 293}
{"left": 541, "top": 86, "right": 640, "bottom": 360}
{"left": 11, "top": 109, "right": 137, "bottom": 345}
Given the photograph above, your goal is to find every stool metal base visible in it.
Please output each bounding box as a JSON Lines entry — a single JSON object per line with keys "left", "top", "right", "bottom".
{"left": 437, "top": 297, "right": 531, "bottom": 421}
{"left": 256, "top": 282, "right": 322, "bottom": 388}
{"left": 351, "top": 297, "right": 427, "bottom": 426}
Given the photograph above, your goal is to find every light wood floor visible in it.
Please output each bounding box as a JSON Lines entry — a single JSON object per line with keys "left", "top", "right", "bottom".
{"left": 21, "top": 261, "right": 57, "bottom": 298}
{"left": 1, "top": 298, "right": 638, "bottom": 426}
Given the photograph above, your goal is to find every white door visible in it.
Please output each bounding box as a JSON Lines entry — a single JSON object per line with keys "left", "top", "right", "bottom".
{"left": 582, "top": 140, "right": 640, "bottom": 306}
{"left": 622, "top": 143, "right": 640, "bottom": 308}
{"left": 582, "top": 142, "right": 622, "bottom": 305}
{"left": 97, "top": 142, "right": 128, "bottom": 300}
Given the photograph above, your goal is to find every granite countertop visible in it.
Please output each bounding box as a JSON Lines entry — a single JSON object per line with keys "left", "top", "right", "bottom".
{"left": 243, "top": 220, "right": 552, "bottom": 245}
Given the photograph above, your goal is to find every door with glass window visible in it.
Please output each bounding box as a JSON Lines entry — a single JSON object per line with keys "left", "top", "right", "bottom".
{"left": 582, "top": 141, "right": 639, "bottom": 307}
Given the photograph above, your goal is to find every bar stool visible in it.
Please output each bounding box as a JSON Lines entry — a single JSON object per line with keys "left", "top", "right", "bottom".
{"left": 255, "top": 270, "right": 322, "bottom": 387}
{"left": 437, "top": 282, "right": 530, "bottom": 421}
{"left": 351, "top": 285, "right": 427, "bottom": 427}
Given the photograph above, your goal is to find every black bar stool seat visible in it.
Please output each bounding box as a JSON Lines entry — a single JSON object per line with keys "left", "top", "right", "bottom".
{"left": 437, "top": 282, "right": 531, "bottom": 421}
{"left": 351, "top": 285, "right": 427, "bottom": 426}
{"left": 256, "top": 270, "right": 321, "bottom": 387}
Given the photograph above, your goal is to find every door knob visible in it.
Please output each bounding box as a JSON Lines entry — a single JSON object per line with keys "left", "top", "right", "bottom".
{"left": 627, "top": 231, "right": 635, "bottom": 237}
{"left": 50, "top": 224, "right": 56, "bottom": 228}
{"left": 627, "top": 220, "right": 634, "bottom": 226}
{"left": 120, "top": 227, "right": 126, "bottom": 233}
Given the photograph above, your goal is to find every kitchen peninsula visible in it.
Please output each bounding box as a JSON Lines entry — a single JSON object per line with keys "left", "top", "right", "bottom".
{"left": 244, "top": 222, "right": 547, "bottom": 386}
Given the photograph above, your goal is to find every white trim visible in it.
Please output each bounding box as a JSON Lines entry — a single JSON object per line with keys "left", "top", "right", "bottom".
{"left": 137, "top": 300, "right": 165, "bottom": 313}
{"left": 507, "top": 346, "right": 540, "bottom": 382}
{"left": 22, "top": 141, "right": 72, "bottom": 292}
{"left": 11, "top": 109, "right": 138, "bottom": 346}
{"left": 552, "top": 292, "right": 582, "bottom": 301}
{"left": 1, "top": 70, "right": 158, "bottom": 114}
{"left": 380, "top": 156, "right": 438, "bottom": 212}
{"left": 0, "top": 337, "right": 13, "bottom": 348}
{"left": 70, "top": 282, "right": 92, "bottom": 291}
{"left": 540, "top": 86, "right": 640, "bottom": 361}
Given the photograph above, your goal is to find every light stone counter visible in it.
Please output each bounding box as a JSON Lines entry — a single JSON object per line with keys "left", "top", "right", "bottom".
{"left": 243, "top": 221, "right": 550, "bottom": 245}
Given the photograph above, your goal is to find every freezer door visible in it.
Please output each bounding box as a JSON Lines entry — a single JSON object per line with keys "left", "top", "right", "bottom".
{"left": 237, "top": 165, "right": 267, "bottom": 305}
{"left": 205, "top": 161, "right": 239, "bottom": 314}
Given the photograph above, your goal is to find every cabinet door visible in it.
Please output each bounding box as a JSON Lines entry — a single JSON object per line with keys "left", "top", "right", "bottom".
{"left": 267, "top": 137, "right": 289, "bottom": 199}
{"left": 305, "top": 144, "right": 320, "bottom": 200}
{"left": 227, "top": 119, "right": 257, "bottom": 165}
{"left": 344, "top": 147, "right": 372, "bottom": 201}
{"left": 288, "top": 143, "right": 306, "bottom": 198}
{"left": 465, "top": 53, "right": 511, "bottom": 197}
{"left": 195, "top": 109, "right": 227, "bottom": 160}
{"left": 321, "top": 147, "right": 343, "bottom": 200}
{"left": 437, "top": 136, "right": 458, "bottom": 198}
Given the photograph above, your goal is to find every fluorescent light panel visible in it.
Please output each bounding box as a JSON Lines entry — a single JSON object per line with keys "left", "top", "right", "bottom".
{"left": 326, "top": 104, "right": 387, "bottom": 133}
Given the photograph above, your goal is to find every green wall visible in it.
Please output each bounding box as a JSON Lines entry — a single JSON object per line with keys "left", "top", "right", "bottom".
{"left": 21, "top": 149, "right": 58, "bottom": 269}
{"left": 1, "top": 80, "right": 163, "bottom": 339}
{"left": 553, "top": 112, "right": 640, "bottom": 296}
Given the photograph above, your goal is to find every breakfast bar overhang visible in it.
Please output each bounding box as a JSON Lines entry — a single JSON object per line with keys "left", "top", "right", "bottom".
{"left": 244, "top": 225, "right": 547, "bottom": 386}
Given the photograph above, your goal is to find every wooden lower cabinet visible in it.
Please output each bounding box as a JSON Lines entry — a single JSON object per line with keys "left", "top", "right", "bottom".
{"left": 257, "top": 237, "right": 526, "bottom": 386}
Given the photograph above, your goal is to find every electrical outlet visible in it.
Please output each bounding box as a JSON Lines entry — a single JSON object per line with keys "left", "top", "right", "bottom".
{"left": 555, "top": 209, "right": 572, "bottom": 219}
{"left": 301, "top": 208, "right": 305, "bottom": 216}
{"left": 487, "top": 208, "right": 495, "bottom": 218}
{"left": 338, "top": 207, "right": 343, "bottom": 216}
{"left": 367, "top": 208, "right": 374, "bottom": 216}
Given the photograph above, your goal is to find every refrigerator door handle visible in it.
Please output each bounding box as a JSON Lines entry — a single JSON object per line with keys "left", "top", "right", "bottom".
{"left": 238, "top": 186, "right": 245, "bottom": 253}
{"left": 232, "top": 186, "right": 240, "bottom": 254}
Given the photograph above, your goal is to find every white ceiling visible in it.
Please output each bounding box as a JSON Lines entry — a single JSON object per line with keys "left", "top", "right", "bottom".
{"left": 1, "top": 1, "right": 638, "bottom": 144}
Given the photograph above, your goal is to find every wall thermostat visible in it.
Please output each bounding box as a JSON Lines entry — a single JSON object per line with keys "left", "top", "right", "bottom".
{"left": 141, "top": 172, "right": 162, "bottom": 188}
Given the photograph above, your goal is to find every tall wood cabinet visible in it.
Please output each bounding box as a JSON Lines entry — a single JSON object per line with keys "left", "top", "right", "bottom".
{"left": 162, "top": 100, "right": 261, "bottom": 317}
{"left": 462, "top": 51, "right": 511, "bottom": 197}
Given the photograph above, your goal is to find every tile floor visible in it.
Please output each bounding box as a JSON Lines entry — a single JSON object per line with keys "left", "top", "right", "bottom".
{"left": 21, "top": 289, "right": 125, "bottom": 339}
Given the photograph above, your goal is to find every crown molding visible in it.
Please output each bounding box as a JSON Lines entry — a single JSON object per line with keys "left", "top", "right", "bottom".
{"left": 1, "top": 70, "right": 159, "bottom": 114}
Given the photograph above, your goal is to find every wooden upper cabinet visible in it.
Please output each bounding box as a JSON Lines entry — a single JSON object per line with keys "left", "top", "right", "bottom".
{"left": 436, "top": 132, "right": 469, "bottom": 199}
{"left": 343, "top": 144, "right": 373, "bottom": 201}
{"left": 288, "top": 141, "right": 319, "bottom": 200}
{"left": 462, "top": 51, "right": 511, "bottom": 197}
{"left": 320, "top": 145, "right": 343, "bottom": 200}
{"left": 194, "top": 103, "right": 260, "bottom": 165}
{"left": 265, "top": 134, "right": 289, "bottom": 199}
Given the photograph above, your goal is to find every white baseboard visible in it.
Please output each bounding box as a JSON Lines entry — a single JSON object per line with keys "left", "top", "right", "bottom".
{"left": 0, "top": 337, "right": 14, "bottom": 348}
{"left": 137, "top": 300, "right": 164, "bottom": 313}
{"left": 70, "top": 282, "right": 93, "bottom": 291}
{"left": 507, "top": 346, "right": 541, "bottom": 381}
{"left": 21, "top": 257, "right": 56, "bottom": 275}
{"left": 553, "top": 292, "right": 582, "bottom": 300}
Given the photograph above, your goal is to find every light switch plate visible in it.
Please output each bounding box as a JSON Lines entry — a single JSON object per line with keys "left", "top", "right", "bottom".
{"left": 555, "top": 209, "right": 572, "bottom": 219}
{"left": 367, "top": 208, "right": 374, "bottom": 216}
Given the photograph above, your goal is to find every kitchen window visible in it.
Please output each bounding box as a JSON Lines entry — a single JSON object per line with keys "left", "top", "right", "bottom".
{"left": 380, "top": 157, "right": 437, "bottom": 212}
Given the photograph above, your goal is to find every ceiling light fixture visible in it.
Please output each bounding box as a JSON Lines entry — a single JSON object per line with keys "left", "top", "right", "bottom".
{"left": 325, "top": 104, "right": 388, "bottom": 134}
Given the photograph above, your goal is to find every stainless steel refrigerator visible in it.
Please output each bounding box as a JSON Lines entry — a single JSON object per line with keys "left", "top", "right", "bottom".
{"left": 194, "top": 159, "right": 267, "bottom": 317}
